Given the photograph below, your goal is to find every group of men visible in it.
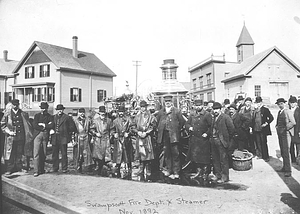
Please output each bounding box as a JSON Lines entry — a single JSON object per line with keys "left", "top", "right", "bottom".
{"left": 1, "top": 93, "right": 299, "bottom": 182}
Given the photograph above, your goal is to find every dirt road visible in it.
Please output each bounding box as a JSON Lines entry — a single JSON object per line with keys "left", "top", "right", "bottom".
{"left": 3, "top": 108, "right": 300, "bottom": 214}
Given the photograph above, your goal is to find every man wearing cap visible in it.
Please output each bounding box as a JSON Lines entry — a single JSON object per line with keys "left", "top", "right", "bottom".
{"left": 185, "top": 99, "right": 212, "bottom": 180}
{"left": 1, "top": 99, "right": 33, "bottom": 175}
{"left": 253, "top": 96, "right": 274, "bottom": 161}
{"left": 132, "top": 100, "right": 156, "bottom": 181}
{"left": 32, "top": 102, "right": 53, "bottom": 177}
{"left": 275, "top": 98, "right": 296, "bottom": 177}
{"left": 239, "top": 97, "right": 256, "bottom": 155}
{"left": 156, "top": 94, "right": 185, "bottom": 179}
{"left": 111, "top": 105, "right": 133, "bottom": 178}
{"left": 50, "top": 104, "right": 77, "bottom": 173}
{"left": 229, "top": 103, "right": 251, "bottom": 151}
{"left": 73, "top": 108, "right": 93, "bottom": 173}
{"left": 211, "top": 102, "right": 235, "bottom": 183}
{"left": 90, "top": 106, "right": 113, "bottom": 175}
{"left": 288, "top": 96, "right": 300, "bottom": 164}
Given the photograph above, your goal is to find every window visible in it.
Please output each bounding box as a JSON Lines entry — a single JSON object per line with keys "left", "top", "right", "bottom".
{"left": 70, "top": 88, "right": 82, "bottom": 102}
{"left": 25, "top": 66, "right": 35, "bottom": 79}
{"left": 32, "top": 86, "right": 54, "bottom": 102}
{"left": 162, "top": 71, "right": 167, "bottom": 80}
{"left": 207, "top": 92, "right": 212, "bottom": 101}
{"left": 199, "top": 94, "right": 204, "bottom": 101}
{"left": 97, "top": 89, "right": 107, "bottom": 102}
{"left": 206, "top": 73, "right": 211, "bottom": 87}
{"left": 192, "top": 79, "right": 196, "bottom": 90}
{"left": 254, "top": 85, "right": 261, "bottom": 97}
{"left": 40, "top": 64, "right": 50, "bottom": 77}
{"left": 199, "top": 76, "right": 203, "bottom": 89}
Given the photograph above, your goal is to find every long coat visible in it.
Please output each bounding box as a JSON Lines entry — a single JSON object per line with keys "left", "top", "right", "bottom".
{"left": 185, "top": 110, "right": 212, "bottom": 164}
{"left": 74, "top": 117, "right": 93, "bottom": 166}
{"left": 50, "top": 113, "right": 77, "bottom": 145}
{"left": 133, "top": 111, "right": 156, "bottom": 161}
{"left": 156, "top": 107, "right": 186, "bottom": 145}
{"left": 253, "top": 106, "right": 274, "bottom": 136}
{"left": 1, "top": 110, "right": 34, "bottom": 160}
{"left": 111, "top": 116, "right": 133, "bottom": 164}
{"left": 292, "top": 106, "right": 300, "bottom": 144}
{"left": 212, "top": 113, "right": 235, "bottom": 148}
{"left": 90, "top": 117, "right": 112, "bottom": 162}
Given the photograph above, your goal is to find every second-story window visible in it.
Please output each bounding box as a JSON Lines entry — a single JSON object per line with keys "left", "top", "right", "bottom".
{"left": 97, "top": 89, "right": 107, "bottom": 102}
{"left": 206, "top": 73, "right": 211, "bottom": 87}
{"left": 25, "top": 66, "right": 35, "bottom": 79}
{"left": 40, "top": 64, "right": 50, "bottom": 77}
{"left": 199, "top": 76, "right": 203, "bottom": 89}
{"left": 254, "top": 85, "right": 261, "bottom": 97}
{"left": 70, "top": 87, "right": 82, "bottom": 102}
{"left": 193, "top": 79, "right": 196, "bottom": 90}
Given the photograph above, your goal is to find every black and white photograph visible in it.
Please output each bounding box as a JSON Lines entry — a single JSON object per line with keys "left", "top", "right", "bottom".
{"left": 1, "top": 0, "right": 300, "bottom": 213}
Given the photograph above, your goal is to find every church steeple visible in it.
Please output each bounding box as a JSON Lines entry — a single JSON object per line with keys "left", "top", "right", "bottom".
{"left": 236, "top": 24, "right": 254, "bottom": 63}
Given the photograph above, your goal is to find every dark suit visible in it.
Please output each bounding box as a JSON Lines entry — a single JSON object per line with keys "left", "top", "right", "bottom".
{"left": 253, "top": 106, "right": 274, "bottom": 160}
{"left": 156, "top": 106, "right": 185, "bottom": 175}
{"left": 231, "top": 112, "right": 251, "bottom": 151}
{"left": 32, "top": 112, "right": 53, "bottom": 174}
{"left": 290, "top": 106, "right": 300, "bottom": 163}
{"left": 51, "top": 113, "right": 77, "bottom": 171}
{"left": 211, "top": 113, "right": 235, "bottom": 182}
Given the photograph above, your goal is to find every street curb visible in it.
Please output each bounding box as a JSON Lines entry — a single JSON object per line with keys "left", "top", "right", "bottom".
{"left": 2, "top": 175, "right": 89, "bottom": 214}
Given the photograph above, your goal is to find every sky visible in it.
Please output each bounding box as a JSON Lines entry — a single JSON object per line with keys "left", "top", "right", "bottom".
{"left": 0, "top": 0, "right": 300, "bottom": 97}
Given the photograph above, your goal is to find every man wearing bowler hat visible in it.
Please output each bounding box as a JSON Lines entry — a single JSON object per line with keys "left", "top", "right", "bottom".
{"left": 288, "top": 96, "right": 300, "bottom": 164}
{"left": 275, "top": 98, "right": 296, "bottom": 177}
{"left": 211, "top": 102, "right": 235, "bottom": 183}
{"left": 156, "top": 94, "right": 185, "bottom": 179}
{"left": 252, "top": 96, "right": 274, "bottom": 161}
{"left": 90, "top": 106, "right": 113, "bottom": 175}
{"left": 1, "top": 99, "right": 33, "bottom": 175}
{"left": 185, "top": 99, "right": 212, "bottom": 180}
{"left": 32, "top": 102, "right": 53, "bottom": 177}
{"left": 111, "top": 105, "right": 133, "bottom": 178}
{"left": 73, "top": 108, "right": 93, "bottom": 173}
{"left": 50, "top": 104, "right": 77, "bottom": 173}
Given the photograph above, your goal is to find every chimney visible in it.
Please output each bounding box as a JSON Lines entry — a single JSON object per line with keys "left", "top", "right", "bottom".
{"left": 3, "top": 50, "right": 8, "bottom": 61}
{"left": 72, "top": 36, "right": 78, "bottom": 58}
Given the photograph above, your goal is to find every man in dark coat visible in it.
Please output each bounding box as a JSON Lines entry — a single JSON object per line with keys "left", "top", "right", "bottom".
{"left": 156, "top": 94, "right": 185, "bottom": 179}
{"left": 253, "top": 96, "right": 274, "bottom": 161}
{"left": 185, "top": 99, "right": 212, "bottom": 179}
{"left": 1, "top": 99, "right": 33, "bottom": 175}
{"left": 32, "top": 102, "right": 53, "bottom": 177}
{"left": 275, "top": 98, "right": 296, "bottom": 177}
{"left": 288, "top": 96, "right": 300, "bottom": 164}
{"left": 50, "top": 104, "right": 77, "bottom": 173}
{"left": 211, "top": 102, "right": 235, "bottom": 183}
{"left": 229, "top": 103, "right": 251, "bottom": 151}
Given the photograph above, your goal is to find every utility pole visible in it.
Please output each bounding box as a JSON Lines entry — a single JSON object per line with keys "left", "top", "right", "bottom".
{"left": 133, "top": 60, "right": 141, "bottom": 96}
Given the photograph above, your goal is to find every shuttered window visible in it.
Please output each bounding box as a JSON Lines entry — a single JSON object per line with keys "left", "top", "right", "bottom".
{"left": 70, "top": 88, "right": 82, "bottom": 102}
{"left": 97, "top": 89, "right": 106, "bottom": 102}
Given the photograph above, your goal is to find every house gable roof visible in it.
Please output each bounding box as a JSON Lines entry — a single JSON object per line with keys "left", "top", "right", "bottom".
{"left": 13, "top": 41, "right": 116, "bottom": 77}
{"left": 236, "top": 25, "right": 254, "bottom": 47}
{"left": 222, "top": 46, "right": 300, "bottom": 83}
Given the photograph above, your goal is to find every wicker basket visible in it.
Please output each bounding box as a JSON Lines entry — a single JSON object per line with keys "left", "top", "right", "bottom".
{"left": 232, "top": 151, "right": 253, "bottom": 171}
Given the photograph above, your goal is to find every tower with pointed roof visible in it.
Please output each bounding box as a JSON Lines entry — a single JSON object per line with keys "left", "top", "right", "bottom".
{"left": 236, "top": 24, "right": 254, "bottom": 63}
